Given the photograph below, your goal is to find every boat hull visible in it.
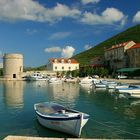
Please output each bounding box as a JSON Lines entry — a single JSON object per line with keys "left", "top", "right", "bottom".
{"left": 36, "top": 112, "right": 88, "bottom": 137}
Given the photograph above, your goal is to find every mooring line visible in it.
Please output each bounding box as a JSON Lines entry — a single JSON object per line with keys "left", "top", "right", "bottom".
{"left": 91, "top": 118, "right": 140, "bottom": 137}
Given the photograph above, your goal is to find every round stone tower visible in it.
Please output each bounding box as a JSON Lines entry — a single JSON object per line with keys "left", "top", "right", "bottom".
{"left": 3, "top": 53, "right": 23, "bottom": 80}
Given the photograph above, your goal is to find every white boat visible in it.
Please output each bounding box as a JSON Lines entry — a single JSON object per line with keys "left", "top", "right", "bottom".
{"left": 25, "top": 72, "right": 47, "bottom": 81}
{"left": 117, "top": 85, "right": 140, "bottom": 99}
{"left": 107, "top": 83, "right": 118, "bottom": 89}
{"left": 101, "top": 80, "right": 116, "bottom": 85}
{"left": 48, "top": 77, "right": 62, "bottom": 84}
{"left": 95, "top": 83, "right": 106, "bottom": 88}
{"left": 115, "top": 84, "right": 130, "bottom": 89}
{"left": 64, "top": 77, "right": 77, "bottom": 83}
{"left": 34, "top": 102, "right": 89, "bottom": 137}
{"left": 79, "top": 77, "right": 93, "bottom": 85}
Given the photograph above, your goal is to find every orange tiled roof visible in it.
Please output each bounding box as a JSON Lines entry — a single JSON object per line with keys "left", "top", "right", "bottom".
{"left": 49, "top": 58, "right": 78, "bottom": 64}
{"left": 105, "top": 41, "right": 133, "bottom": 51}
{"left": 128, "top": 43, "right": 140, "bottom": 49}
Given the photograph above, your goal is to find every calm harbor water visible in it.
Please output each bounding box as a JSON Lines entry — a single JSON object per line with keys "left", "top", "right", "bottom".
{"left": 0, "top": 81, "right": 140, "bottom": 139}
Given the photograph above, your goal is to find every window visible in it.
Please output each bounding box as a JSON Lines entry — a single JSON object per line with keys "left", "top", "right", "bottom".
{"left": 69, "top": 67, "right": 71, "bottom": 70}
{"left": 62, "top": 66, "right": 64, "bottom": 70}
{"left": 55, "top": 66, "right": 57, "bottom": 69}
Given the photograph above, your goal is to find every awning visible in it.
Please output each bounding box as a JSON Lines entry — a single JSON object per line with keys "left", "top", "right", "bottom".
{"left": 117, "top": 67, "right": 140, "bottom": 72}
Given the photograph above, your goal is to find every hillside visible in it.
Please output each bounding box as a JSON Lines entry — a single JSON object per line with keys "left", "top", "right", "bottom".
{"left": 73, "top": 24, "right": 140, "bottom": 66}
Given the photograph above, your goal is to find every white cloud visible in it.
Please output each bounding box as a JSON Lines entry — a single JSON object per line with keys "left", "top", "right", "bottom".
{"left": 81, "top": 7, "right": 127, "bottom": 26}
{"left": 81, "top": 0, "right": 100, "bottom": 5}
{"left": 0, "top": 0, "right": 81, "bottom": 23}
{"left": 133, "top": 11, "right": 140, "bottom": 23}
{"left": 61, "top": 46, "right": 75, "bottom": 58}
{"left": 49, "top": 32, "right": 71, "bottom": 40}
{"left": 84, "top": 44, "right": 93, "bottom": 50}
{"left": 44, "top": 46, "right": 62, "bottom": 53}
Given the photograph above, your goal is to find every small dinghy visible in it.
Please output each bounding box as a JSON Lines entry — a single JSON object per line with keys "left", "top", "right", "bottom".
{"left": 34, "top": 102, "right": 89, "bottom": 137}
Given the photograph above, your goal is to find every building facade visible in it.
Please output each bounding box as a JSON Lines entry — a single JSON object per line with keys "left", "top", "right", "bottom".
{"left": 47, "top": 58, "right": 79, "bottom": 72}
{"left": 90, "top": 56, "right": 104, "bottom": 67}
{"left": 127, "top": 43, "right": 140, "bottom": 67}
{"left": 104, "top": 41, "right": 136, "bottom": 70}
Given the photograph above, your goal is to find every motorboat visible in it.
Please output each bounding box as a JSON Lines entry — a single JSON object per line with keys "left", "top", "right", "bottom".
{"left": 115, "top": 84, "right": 130, "bottom": 89}
{"left": 25, "top": 72, "right": 47, "bottom": 81}
{"left": 101, "top": 80, "right": 116, "bottom": 85}
{"left": 34, "top": 102, "right": 89, "bottom": 137}
{"left": 79, "top": 77, "right": 93, "bottom": 85}
{"left": 95, "top": 82, "right": 106, "bottom": 88}
{"left": 107, "top": 83, "right": 118, "bottom": 89}
{"left": 48, "top": 77, "right": 62, "bottom": 84}
{"left": 116, "top": 85, "right": 140, "bottom": 99}
{"left": 64, "top": 77, "right": 78, "bottom": 83}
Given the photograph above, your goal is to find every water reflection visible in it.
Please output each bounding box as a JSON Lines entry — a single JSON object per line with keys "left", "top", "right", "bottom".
{"left": 80, "top": 84, "right": 94, "bottom": 93}
{"left": 3, "top": 81, "right": 24, "bottom": 108}
{"left": 47, "top": 83, "right": 79, "bottom": 107}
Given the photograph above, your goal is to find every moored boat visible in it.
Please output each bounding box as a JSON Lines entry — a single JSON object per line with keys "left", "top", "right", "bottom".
{"left": 25, "top": 72, "right": 47, "bottom": 81}
{"left": 34, "top": 102, "right": 89, "bottom": 137}
{"left": 48, "top": 77, "right": 62, "bottom": 84}
{"left": 116, "top": 85, "right": 140, "bottom": 99}
{"left": 79, "top": 76, "right": 93, "bottom": 85}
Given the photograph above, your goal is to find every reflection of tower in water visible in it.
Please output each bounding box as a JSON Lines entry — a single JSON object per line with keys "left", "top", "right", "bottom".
{"left": 3, "top": 81, "right": 24, "bottom": 108}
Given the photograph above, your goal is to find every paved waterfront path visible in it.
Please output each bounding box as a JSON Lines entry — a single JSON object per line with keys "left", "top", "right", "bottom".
{"left": 106, "top": 78, "right": 140, "bottom": 85}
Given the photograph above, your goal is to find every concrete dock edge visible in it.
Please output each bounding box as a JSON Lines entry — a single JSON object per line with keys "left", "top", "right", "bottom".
{"left": 3, "top": 136, "right": 109, "bottom": 140}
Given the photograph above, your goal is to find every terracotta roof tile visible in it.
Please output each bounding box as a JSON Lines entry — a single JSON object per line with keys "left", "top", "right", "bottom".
{"left": 105, "top": 41, "right": 133, "bottom": 51}
{"left": 49, "top": 58, "right": 78, "bottom": 64}
{"left": 128, "top": 43, "right": 140, "bottom": 49}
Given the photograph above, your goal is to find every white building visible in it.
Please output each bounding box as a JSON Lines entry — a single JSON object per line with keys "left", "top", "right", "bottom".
{"left": 47, "top": 58, "right": 79, "bottom": 72}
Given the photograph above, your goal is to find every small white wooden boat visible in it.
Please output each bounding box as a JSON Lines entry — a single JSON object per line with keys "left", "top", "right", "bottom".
{"left": 34, "top": 102, "right": 89, "bottom": 137}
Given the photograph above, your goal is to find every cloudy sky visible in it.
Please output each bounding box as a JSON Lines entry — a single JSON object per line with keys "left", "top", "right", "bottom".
{"left": 0, "top": 0, "right": 140, "bottom": 67}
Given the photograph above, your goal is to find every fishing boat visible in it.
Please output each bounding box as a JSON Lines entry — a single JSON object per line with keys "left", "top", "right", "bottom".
{"left": 34, "top": 102, "right": 89, "bottom": 137}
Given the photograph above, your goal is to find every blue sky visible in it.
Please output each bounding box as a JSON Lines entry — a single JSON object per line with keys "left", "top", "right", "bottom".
{"left": 0, "top": 0, "right": 140, "bottom": 67}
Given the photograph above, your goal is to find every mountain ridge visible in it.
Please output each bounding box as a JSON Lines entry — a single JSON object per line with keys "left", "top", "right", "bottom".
{"left": 72, "top": 24, "right": 140, "bottom": 66}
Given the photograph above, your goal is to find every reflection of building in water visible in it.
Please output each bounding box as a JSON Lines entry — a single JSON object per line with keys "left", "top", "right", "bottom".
{"left": 47, "top": 83, "right": 79, "bottom": 105}
{"left": 3, "top": 81, "right": 24, "bottom": 108}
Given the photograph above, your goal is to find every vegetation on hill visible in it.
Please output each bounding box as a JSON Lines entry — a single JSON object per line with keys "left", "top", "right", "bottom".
{"left": 23, "top": 65, "right": 46, "bottom": 71}
{"left": 73, "top": 24, "right": 140, "bottom": 66}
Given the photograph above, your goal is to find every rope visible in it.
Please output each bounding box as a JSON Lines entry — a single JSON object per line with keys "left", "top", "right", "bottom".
{"left": 91, "top": 118, "right": 140, "bottom": 137}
